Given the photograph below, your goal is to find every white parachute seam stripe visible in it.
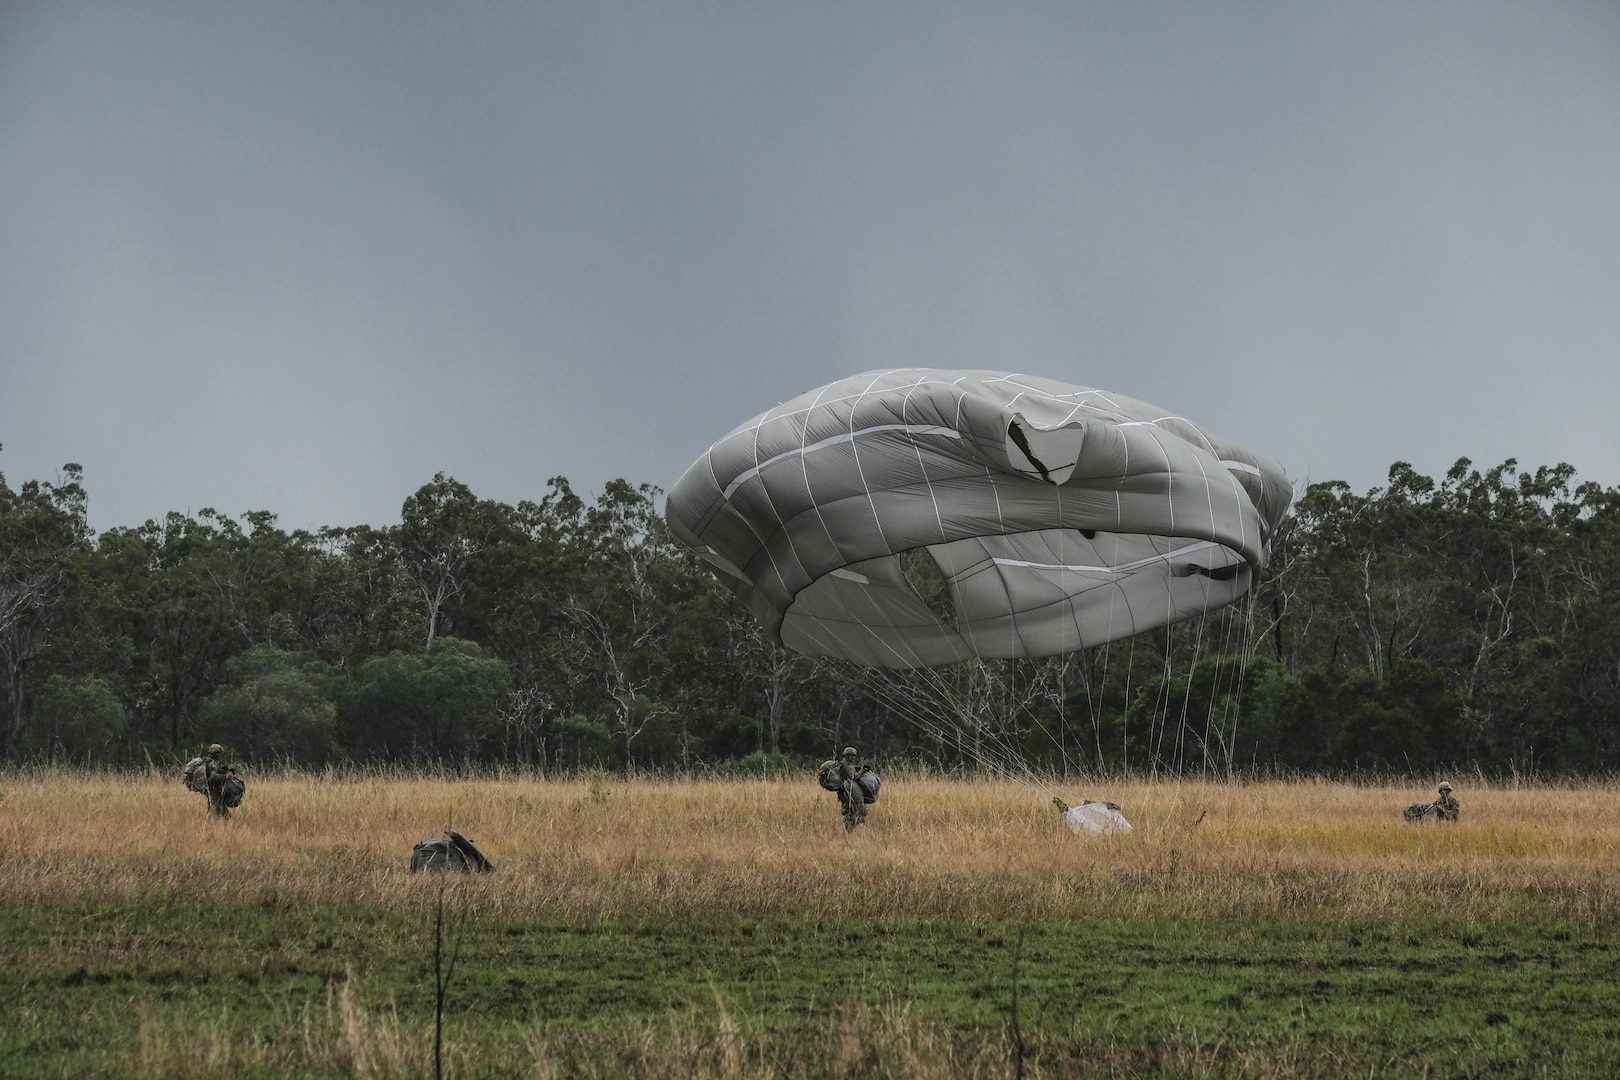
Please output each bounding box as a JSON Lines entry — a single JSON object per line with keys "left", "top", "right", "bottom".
{"left": 784, "top": 405, "right": 941, "bottom": 666}
{"left": 984, "top": 373, "right": 1124, "bottom": 414}
{"left": 1134, "top": 422, "right": 1178, "bottom": 538}
{"left": 807, "top": 371, "right": 952, "bottom": 669}
{"left": 903, "top": 382, "right": 969, "bottom": 655}
{"left": 674, "top": 451, "right": 714, "bottom": 497}
{"left": 986, "top": 539, "right": 1221, "bottom": 576}
{"left": 1118, "top": 415, "right": 1219, "bottom": 457}
{"left": 736, "top": 410, "right": 800, "bottom": 635}
{"left": 743, "top": 403, "right": 799, "bottom": 599}
{"left": 956, "top": 384, "right": 999, "bottom": 659}
{"left": 988, "top": 377, "right": 1109, "bottom": 439}
{"left": 1102, "top": 548, "right": 1122, "bottom": 648}
{"left": 900, "top": 376, "right": 949, "bottom": 546}
{"left": 722, "top": 424, "right": 962, "bottom": 499}
{"left": 790, "top": 373, "right": 954, "bottom": 667}
{"left": 843, "top": 551, "right": 957, "bottom": 668}
{"left": 1057, "top": 477, "right": 1076, "bottom": 655}
{"left": 710, "top": 371, "right": 939, "bottom": 450}
{"left": 736, "top": 378, "right": 831, "bottom": 637}
{"left": 850, "top": 373, "right": 893, "bottom": 560}
{"left": 1187, "top": 445, "right": 1220, "bottom": 565}
{"left": 986, "top": 550, "right": 1027, "bottom": 660}
{"left": 799, "top": 378, "right": 846, "bottom": 600}
{"left": 1118, "top": 425, "right": 1256, "bottom": 563}
{"left": 714, "top": 373, "right": 1140, "bottom": 464}
{"left": 1220, "top": 461, "right": 1253, "bottom": 562}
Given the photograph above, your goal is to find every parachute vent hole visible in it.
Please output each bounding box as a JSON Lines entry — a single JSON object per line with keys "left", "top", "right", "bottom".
{"left": 1006, "top": 420, "right": 1051, "bottom": 481}
{"left": 897, "top": 548, "right": 960, "bottom": 632}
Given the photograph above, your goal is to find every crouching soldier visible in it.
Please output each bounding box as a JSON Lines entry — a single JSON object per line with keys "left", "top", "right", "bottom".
{"left": 818, "top": 746, "right": 879, "bottom": 831}
{"left": 1433, "top": 781, "right": 1460, "bottom": 822}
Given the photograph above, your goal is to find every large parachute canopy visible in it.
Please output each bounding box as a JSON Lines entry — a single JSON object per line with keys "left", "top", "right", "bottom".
{"left": 668, "top": 370, "right": 1292, "bottom": 668}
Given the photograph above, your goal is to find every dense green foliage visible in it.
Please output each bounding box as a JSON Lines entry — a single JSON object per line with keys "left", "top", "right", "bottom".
{"left": 5, "top": 451, "right": 1619, "bottom": 774}
{"left": 5, "top": 900, "right": 1615, "bottom": 1077}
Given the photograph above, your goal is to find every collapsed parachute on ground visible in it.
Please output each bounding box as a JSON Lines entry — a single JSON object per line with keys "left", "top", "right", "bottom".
{"left": 1061, "top": 800, "right": 1133, "bottom": 835}
{"left": 1404, "top": 802, "right": 1439, "bottom": 823}
{"left": 668, "top": 370, "right": 1292, "bottom": 667}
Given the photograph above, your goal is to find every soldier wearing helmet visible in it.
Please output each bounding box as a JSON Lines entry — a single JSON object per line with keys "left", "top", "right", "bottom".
{"left": 1433, "top": 781, "right": 1460, "bottom": 822}
{"left": 204, "top": 743, "right": 234, "bottom": 819}
{"left": 818, "top": 746, "right": 877, "bottom": 831}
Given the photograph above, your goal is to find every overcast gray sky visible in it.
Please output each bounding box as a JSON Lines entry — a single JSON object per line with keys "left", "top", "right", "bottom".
{"left": 4, "top": 2, "right": 1618, "bottom": 533}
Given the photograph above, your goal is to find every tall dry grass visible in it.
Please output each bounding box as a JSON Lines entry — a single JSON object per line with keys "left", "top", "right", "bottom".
{"left": 4, "top": 768, "right": 1620, "bottom": 924}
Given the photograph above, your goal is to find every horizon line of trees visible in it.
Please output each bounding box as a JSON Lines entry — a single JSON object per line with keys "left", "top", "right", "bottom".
{"left": 4, "top": 447, "right": 1619, "bottom": 777}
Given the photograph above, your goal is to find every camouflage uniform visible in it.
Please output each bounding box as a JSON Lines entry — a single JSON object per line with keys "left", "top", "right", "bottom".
{"left": 819, "top": 748, "right": 869, "bottom": 831}
{"left": 203, "top": 744, "right": 233, "bottom": 819}
{"left": 1433, "top": 786, "right": 1460, "bottom": 822}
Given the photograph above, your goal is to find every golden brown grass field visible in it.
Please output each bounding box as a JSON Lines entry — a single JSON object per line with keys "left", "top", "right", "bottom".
{"left": 5, "top": 770, "right": 1620, "bottom": 1077}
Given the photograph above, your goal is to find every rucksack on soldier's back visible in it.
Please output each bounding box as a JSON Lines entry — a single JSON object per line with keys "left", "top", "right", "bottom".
{"left": 182, "top": 757, "right": 209, "bottom": 794}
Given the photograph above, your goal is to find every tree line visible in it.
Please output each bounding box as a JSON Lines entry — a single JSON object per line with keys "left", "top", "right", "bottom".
{"left": 4, "top": 449, "right": 1617, "bottom": 776}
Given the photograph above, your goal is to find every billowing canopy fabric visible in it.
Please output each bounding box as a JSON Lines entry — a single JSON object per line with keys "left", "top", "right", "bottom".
{"left": 667, "top": 369, "right": 1292, "bottom": 668}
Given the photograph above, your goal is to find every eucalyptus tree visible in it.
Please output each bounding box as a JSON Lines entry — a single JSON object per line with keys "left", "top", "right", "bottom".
{"left": 300, "top": 523, "right": 417, "bottom": 674}
{"left": 0, "top": 459, "right": 92, "bottom": 753}
{"left": 557, "top": 480, "right": 690, "bottom": 766}
{"left": 134, "top": 512, "right": 241, "bottom": 749}
{"left": 396, "top": 473, "right": 501, "bottom": 650}
{"left": 455, "top": 478, "right": 583, "bottom": 765}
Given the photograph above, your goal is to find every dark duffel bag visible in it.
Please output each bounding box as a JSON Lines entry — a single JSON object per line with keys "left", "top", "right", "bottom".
{"left": 410, "top": 828, "right": 494, "bottom": 873}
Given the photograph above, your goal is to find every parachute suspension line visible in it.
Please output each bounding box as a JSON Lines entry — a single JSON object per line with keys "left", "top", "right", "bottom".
{"left": 853, "top": 664, "right": 1038, "bottom": 789}
{"left": 1240, "top": 561, "right": 1268, "bottom": 772}
{"left": 1056, "top": 651, "right": 1088, "bottom": 782}
{"left": 1053, "top": 493, "right": 1111, "bottom": 786}
{"left": 822, "top": 626, "right": 1084, "bottom": 799}
{"left": 997, "top": 654, "right": 1084, "bottom": 787}
{"left": 1205, "top": 603, "right": 1234, "bottom": 780}
{"left": 783, "top": 541, "right": 1053, "bottom": 788}
{"left": 1190, "top": 606, "right": 1214, "bottom": 780}
{"left": 1161, "top": 623, "right": 1181, "bottom": 777}
{"left": 1220, "top": 592, "right": 1244, "bottom": 775}
{"left": 1189, "top": 595, "right": 1232, "bottom": 780}
{"left": 1114, "top": 639, "right": 1136, "bottom": 775}
{"left": 1170, "top": 571, "right": 1252, "bottom": 781}
{"left": 1149, "top": 623, "right": 1175, "bottom": 779}
{"left": 1220, "top": 572, "right": 1265, "bottom": 777}
{"left": 1096, "top": 640, "right": 1111, "bottom": 776}
{"left": 1207, "top": 573, "right": 1254, "bottom": 779}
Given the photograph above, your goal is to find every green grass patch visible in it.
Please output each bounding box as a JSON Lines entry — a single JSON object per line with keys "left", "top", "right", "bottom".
{"left": 4, "top": 897, "right": 1617, "bottom": 1077}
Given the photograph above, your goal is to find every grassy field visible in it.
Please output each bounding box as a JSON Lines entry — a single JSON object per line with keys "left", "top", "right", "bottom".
{"left": 3, "top": 769, "right": 1619, "bottom": 1077}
